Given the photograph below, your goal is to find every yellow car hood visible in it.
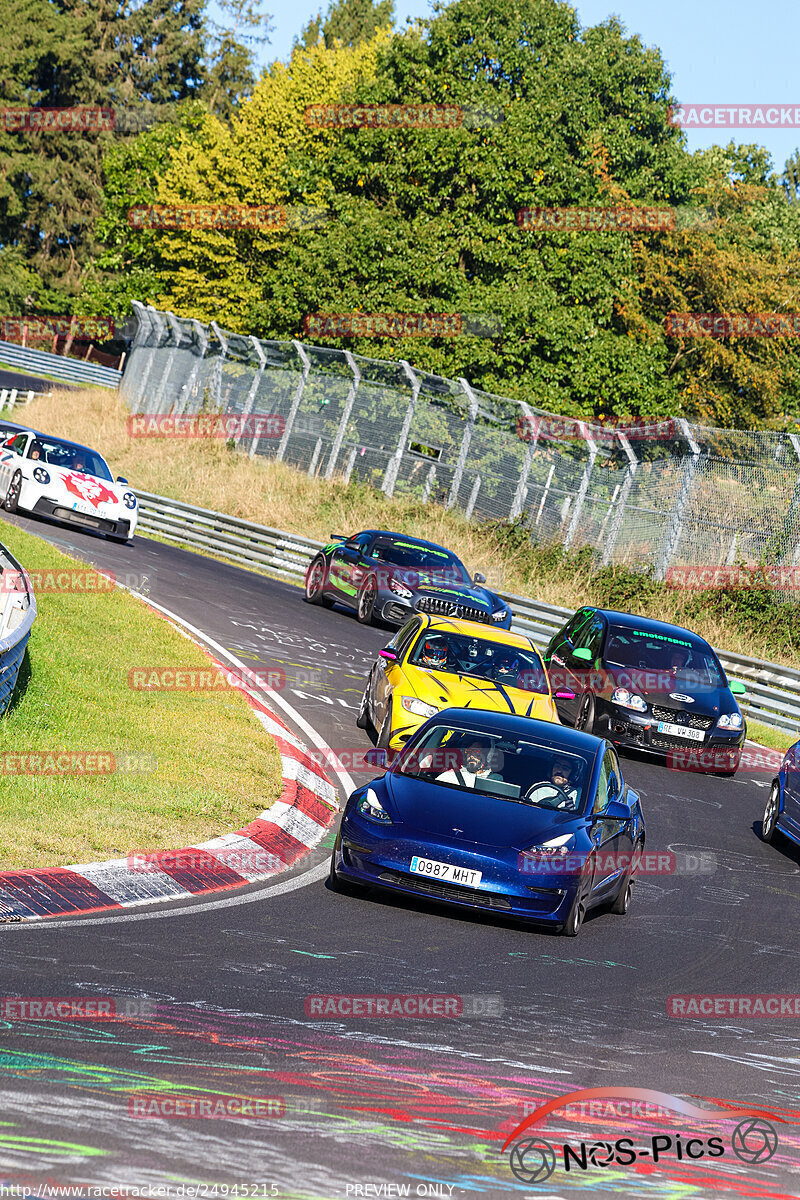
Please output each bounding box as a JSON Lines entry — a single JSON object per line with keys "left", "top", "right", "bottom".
{"left": 406, "top": 666, "right": 557, "bottom": 722}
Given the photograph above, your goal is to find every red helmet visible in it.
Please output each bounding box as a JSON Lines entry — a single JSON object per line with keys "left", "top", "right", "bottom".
{"left": 420, "top": 639, "right": 447, "bottom": 669}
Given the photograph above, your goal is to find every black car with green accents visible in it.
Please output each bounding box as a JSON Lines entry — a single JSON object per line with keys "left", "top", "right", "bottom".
{"left": 543, "top": 608, "right": 748, "bottom": 776}
{"left": 303, "top": 530, "right": 512, "bottom": 629}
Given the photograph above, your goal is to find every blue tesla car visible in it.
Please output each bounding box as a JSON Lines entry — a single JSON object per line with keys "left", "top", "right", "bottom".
{"left": 329, "top": 709, "right": 645, "bottom": 935}
{"left": 763, "top": 740, "right": 800, "bottom": 850}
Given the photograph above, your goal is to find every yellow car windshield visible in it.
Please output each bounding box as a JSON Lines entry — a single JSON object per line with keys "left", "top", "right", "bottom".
{"left": 410, "top": 632, "right": 548, "bottom": 694}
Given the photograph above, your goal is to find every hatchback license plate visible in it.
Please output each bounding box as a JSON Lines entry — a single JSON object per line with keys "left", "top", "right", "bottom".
{"left": 657, "top": 721, "right": 704, "bottom": 741}
{"left": 409, "top": 856, "right": 482, "bottom": 888}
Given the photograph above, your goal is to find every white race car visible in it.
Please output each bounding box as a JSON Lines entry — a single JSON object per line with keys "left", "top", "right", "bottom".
{"left": 0, "top": 427, "right": 138, "bottom": 543}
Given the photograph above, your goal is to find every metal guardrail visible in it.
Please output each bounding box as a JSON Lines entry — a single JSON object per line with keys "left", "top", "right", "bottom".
{"left": 0, "top": 544, "right": 37, "bottom": 715}
{"left": 0, "top": 340, "right": 122, "bottom": 390}
{"left": 136, "top": 489, "right": 800, "bottom": 739}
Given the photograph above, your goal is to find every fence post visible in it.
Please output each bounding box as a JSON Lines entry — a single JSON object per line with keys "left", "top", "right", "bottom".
{"left": 154, "top": 311, "right": 182, "bottom": 413}
{"left": 654, "top": 419, "right": 702, "bottom": 580}
{"left": 276, "top": 341, "right": 311, "bottom": 463}
{"left": 382, "top": 360, "right": 420, "bottom": 498}
{"left": 465, "top": 474, "right": 482, "bottom": 520}
{"left": 176, "top": 319, "right": 209, "bottom": 415}
{"left": 601, "top": 431, "right": 638, "bottom": 566}
{"left": 136, "top": 306, "right": 165, "bottom": 412}
{"left": 308, "top": 437, "right": 323, "bottom": 477}
{"left": 123, "top": 301, "right": 149, "bottom": 407}
{"left": 509, "top": 404, "right": 539, "bottom": 520}
{"left": 235, "top": 338, "right": 267, "bottom": 454}
{"left": 778, "top": 433, "right": 800, "bottom": 567}
{"left": 422, "top": 464, "right": 437, "bottom": 503}
{"left": 343, "top": 445, "right": 358, "bottom": 484}
{"left": 209, "top": 321, "right": 228, "bottom": 411}
{"left": 325, "top": 351, "right": 361, "bottom": 480}
{"left": 447, "top": 379, "right": 479, "bottom": 510}
{"left": 534, "top": 464, "right": 556, "bottom": 527}
{"left": 563, "top": 423, "right": 599, "bottom": 551}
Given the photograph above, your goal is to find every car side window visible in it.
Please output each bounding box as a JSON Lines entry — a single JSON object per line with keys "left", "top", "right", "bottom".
{"left": 392, "top": 618, "right": 421, "bottom": 659}
{"left": 561, "top": 608, "right": 592, "bottom": 643}
{"left": 354, "top": 534, "right": 372, "bottom": 555}
{"left": 573, "top": 614, "right": 606, "bottom": 661}
{"left": 10, "top": 434, "right": 27, "bottom": 456}
{"left": 605, "top": 747, "right": 623, "bottom": 803}
{"left": 594, "top": 754, "right": 610, "bottom": 815}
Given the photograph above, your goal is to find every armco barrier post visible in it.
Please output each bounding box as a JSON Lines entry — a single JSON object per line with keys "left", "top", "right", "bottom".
{"left": 382, "top": 360, "right": 420, "bottom": 498}
{"left": 276, "top": 341, "right": 311, "bottom": 463}
{"left": 563, "top": 423, "right": 598, "bottom": 551}
{"left": 654, "top": 419, "right": 702, "bottom": 580}
{"left": 510, "top": 403, "right": 539, "bottom": 520}
{"left": 601, "top": 431, "right": 638, "bottom": 565}
{"left": 209, "top": 321, "right": 228, "bottom": 411}
{"left": 446, "top": 379, "right": 479, "bottom": 510}
{"left": 238, "top": 338, "right": 267, "bottom": 455}
{"left": 325, "top": 351, "right": 361, "bottom": 480}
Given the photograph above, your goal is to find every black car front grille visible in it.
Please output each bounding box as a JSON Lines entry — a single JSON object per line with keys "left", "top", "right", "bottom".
{"left": 416, "top": 597, "right": 491, "bottom": 623}
{"left": 379, "top": 869, "right": 512, "bottom": 909}
{"left": 651, "top": 705, "right": 713, "bottom": 730}
{"left": 652, "top": 734, "right": 703, "bottom": 752}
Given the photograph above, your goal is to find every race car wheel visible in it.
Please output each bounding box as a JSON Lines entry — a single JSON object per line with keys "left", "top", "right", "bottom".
{"left": 377, "top": 699, "right": 393, "bottom": 748}
{"left": 328, "top": 847, "right": 362, "bottom": 896}
{"left": 562, "top": 868, "right": 592, "bottom": 937}
{"left": 762, "top": 783, "right": 780, "bottom": 844}
{"left": 356, "top": 682, "right": 371, "bottom": 730}
{"left": 107, "top": 535, "right": 129, "bottom": 544}
{"left": 609, "top": 846, "right": 640, "bottom": 915}
{"left": 575, "top": 693, "right": 595, "bottom": 734}
{"left": 3, "top": 470, "right": 21, "bottom": 513}
{"left": 305, "top": 556, "right": 333, "bottom": 607}
{"left": 357, "top": 576, "right": 378, "bottom": 625}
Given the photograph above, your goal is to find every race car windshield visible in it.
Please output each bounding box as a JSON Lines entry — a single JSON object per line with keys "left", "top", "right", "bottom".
{"left": 26, "top": 438, "right": 113, "bottom": 482}
{"left": 604, "top": 624, "right": 724, "bottom": 686}
{"left": 395, "top": 724, "right": 589, "bottom": 809}
{"left": 370, "top": 539, "right": 469, "bottom": 583}
{"left": 409, "top": 631, "right": 549, "bottom": 693}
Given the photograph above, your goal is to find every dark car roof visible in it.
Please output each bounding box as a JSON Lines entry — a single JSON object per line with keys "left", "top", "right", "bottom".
{"left": 419, "top": 708, "right": 604, "bottom": 756}
{"left": 593, "top": 609, "right": 712, "bottom": 646}
{"left": 1, "top": 425, "right": 101, "bottom": 459}
{"left": 360, "top": 530, "right": 458, "bottom": 554}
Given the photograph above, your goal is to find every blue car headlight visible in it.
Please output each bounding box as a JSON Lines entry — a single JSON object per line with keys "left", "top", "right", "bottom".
{"left": 33, "top": 466, "right": 50, "bottom": 485}
{"left": 123, "top": 491, "right": 137, "bottom": 509}
{"left": 611, "top": 688, "right": 647, "bottom": 713}
{"left": 491, "top": 607, "right": 509, "bottom": 622}
{"left": 717, "top": 712, "right": 743, "bottom": 729}
{"left": 357, "top": 787, "right": 392, "bottom": 824}
{"left": 520, "top": 833, "right": 575, "bottom": 858}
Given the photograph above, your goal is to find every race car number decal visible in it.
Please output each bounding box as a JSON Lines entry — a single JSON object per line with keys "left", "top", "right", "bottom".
{"left": 63, "top": 473, "right": 118, "bottom": 509}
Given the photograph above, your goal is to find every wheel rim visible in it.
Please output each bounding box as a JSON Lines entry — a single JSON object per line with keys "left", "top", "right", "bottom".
{"left": 359, "top": 688, "right": 369, "bottom": 721}
{"left": 359, "top": 584, "right": 375, "bottom": 620}
{"left": 576, "top": 697, "right": 591, "bottom": 730}
{"left": 307, "top": 562, "right": 324, "bottom": 598}
{"left": 7, "top": 476, "right": 19, "bottom": 506}
{"left": 764, "top": 788, "right": 779, "bottom": 837}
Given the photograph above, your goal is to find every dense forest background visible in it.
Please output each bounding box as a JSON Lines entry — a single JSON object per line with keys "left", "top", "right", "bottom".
{"left": 4, "top": 0, "right": 800, "bottom": 428}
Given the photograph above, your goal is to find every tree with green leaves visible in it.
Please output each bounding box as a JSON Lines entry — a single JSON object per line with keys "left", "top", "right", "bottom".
{"left": 298, "top": 0, "right": 394, "bottom": 51}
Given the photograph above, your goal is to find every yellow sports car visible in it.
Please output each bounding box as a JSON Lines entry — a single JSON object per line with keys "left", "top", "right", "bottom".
{"left": 357, "top": 615, "right": 561, "bottom": 750}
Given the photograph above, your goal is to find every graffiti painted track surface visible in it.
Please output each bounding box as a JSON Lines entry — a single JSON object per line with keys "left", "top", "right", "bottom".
{"left": 0, "top": 510, "right": 798, "bottom": 1199}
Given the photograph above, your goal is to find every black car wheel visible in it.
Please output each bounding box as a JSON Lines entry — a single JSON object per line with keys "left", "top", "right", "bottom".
{"left": 609, "top": 847, "right": 640, "bottom": 915}
{"left": 305, "top": 556, "right": 333, "bottom": 607}
{"left": 4, "top": 470, "right": 21, "bottom": 513}
{"left": 377, "top": 699, "right": 393, "bottom": 748}
{"left": 356, "top": 681, "right": 371, "bottom": 730}
{"left": 762, "top": 784, "right": 780, "bottom": 844}
{"left": 357, "top": 576, "right": 378, "bottom": 625}
{"left": 328, "top": 847, "right": 362, "bottom": 895}
{"left": 575, "top": 693, "right": 595, "bottom": 734}
{"left": 562, "top": 867, "right": 592, "bottom": 936}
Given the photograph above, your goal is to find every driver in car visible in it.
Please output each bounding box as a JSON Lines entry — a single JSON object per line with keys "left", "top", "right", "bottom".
{"left": 527, "top": 758, "right": 580, "bottom": 809}
{"left": 436, "top": 742, "right": 502, "bottom": 788}
{"left": 418, "top": 638, "right": 449, "bottom": 672}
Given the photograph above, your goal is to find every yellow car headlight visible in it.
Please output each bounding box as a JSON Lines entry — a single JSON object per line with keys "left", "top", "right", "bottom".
{"left": 401, "top": 696, "right": 438, "bottom": 719}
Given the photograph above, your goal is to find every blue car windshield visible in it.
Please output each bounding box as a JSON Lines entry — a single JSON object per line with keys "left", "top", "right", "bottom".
{"left": 408, "top": 631, "right": 549, "bottom": 694}
{"left": 369, "top": 539, "right": 469, "bottom": 583}
{"left": 396, "top": 723, "right": 590, "bottom": 810}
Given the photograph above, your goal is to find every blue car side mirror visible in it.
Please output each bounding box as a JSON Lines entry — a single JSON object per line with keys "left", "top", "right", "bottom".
{"left": 604, "top": 799, "right": 632, "bottom": 821}
{"left": 364, "top": 748, "right": 388, "bottom": 769}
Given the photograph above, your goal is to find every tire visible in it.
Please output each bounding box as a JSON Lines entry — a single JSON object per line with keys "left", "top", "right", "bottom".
{"left": 328, "top": 847, "right": 361, "bottom": 896}
{"left": 108, "top": 534, "right": 129, "bottom": 544}
{"left": 357, "top": 575, "right": 378, "bottom": 625}
{"left": 4, "top": 470, "right": 21, "bottom": 513}
{"left": 305, "top": 556, "right": 333, "bottom": 607}
{"left": 609, "top": 865, "right": 635, "bottom": 915}
{"left": 763, "top": 783, "right": 781, "bottom": 844}
{"left": 377, "top": 699, "right": 393, "bottom": 748}
{"left": 562, "top": 869, "right": 592, "bottom": 936}
{"left": 356, "top": 682, "right": 371, "bottom": 730}
{"left": 575, "top": 693, "right": 595, "bottom": 734}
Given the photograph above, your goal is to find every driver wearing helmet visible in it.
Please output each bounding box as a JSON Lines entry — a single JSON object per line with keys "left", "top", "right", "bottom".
{"left": 493, "top": 650, "right": 520, "bottom": 685}
{"left": 418, "top": 637, "right": 448, "bottom": 672}
{"left": 527, "top": 758, "right": 580, "bottom": 809}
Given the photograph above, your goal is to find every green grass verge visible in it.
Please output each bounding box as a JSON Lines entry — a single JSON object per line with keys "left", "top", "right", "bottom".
{"left": 745, "top": 719, "right": 794, "bottom": 753}
{"left": 0, "top": 519, "right": 282, "bottom": 870}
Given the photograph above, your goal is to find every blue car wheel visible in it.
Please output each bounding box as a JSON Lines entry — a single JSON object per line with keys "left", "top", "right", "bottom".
{"left": 763, "top": 783, "right": 781, "bottom": 844}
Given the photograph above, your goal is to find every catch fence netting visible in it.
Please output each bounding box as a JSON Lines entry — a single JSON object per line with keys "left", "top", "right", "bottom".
{"left": 120, "top": 303, "right": 800, "bottom": 599}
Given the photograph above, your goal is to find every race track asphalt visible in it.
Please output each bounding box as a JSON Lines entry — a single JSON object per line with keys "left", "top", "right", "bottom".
{"left": 0, "top": 509, "right": 798, "bottom": 1199}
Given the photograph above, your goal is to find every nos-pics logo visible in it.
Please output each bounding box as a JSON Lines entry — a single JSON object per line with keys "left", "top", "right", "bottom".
{"left": 502, "top": 1088, "right": 783, "bottom": 1184}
